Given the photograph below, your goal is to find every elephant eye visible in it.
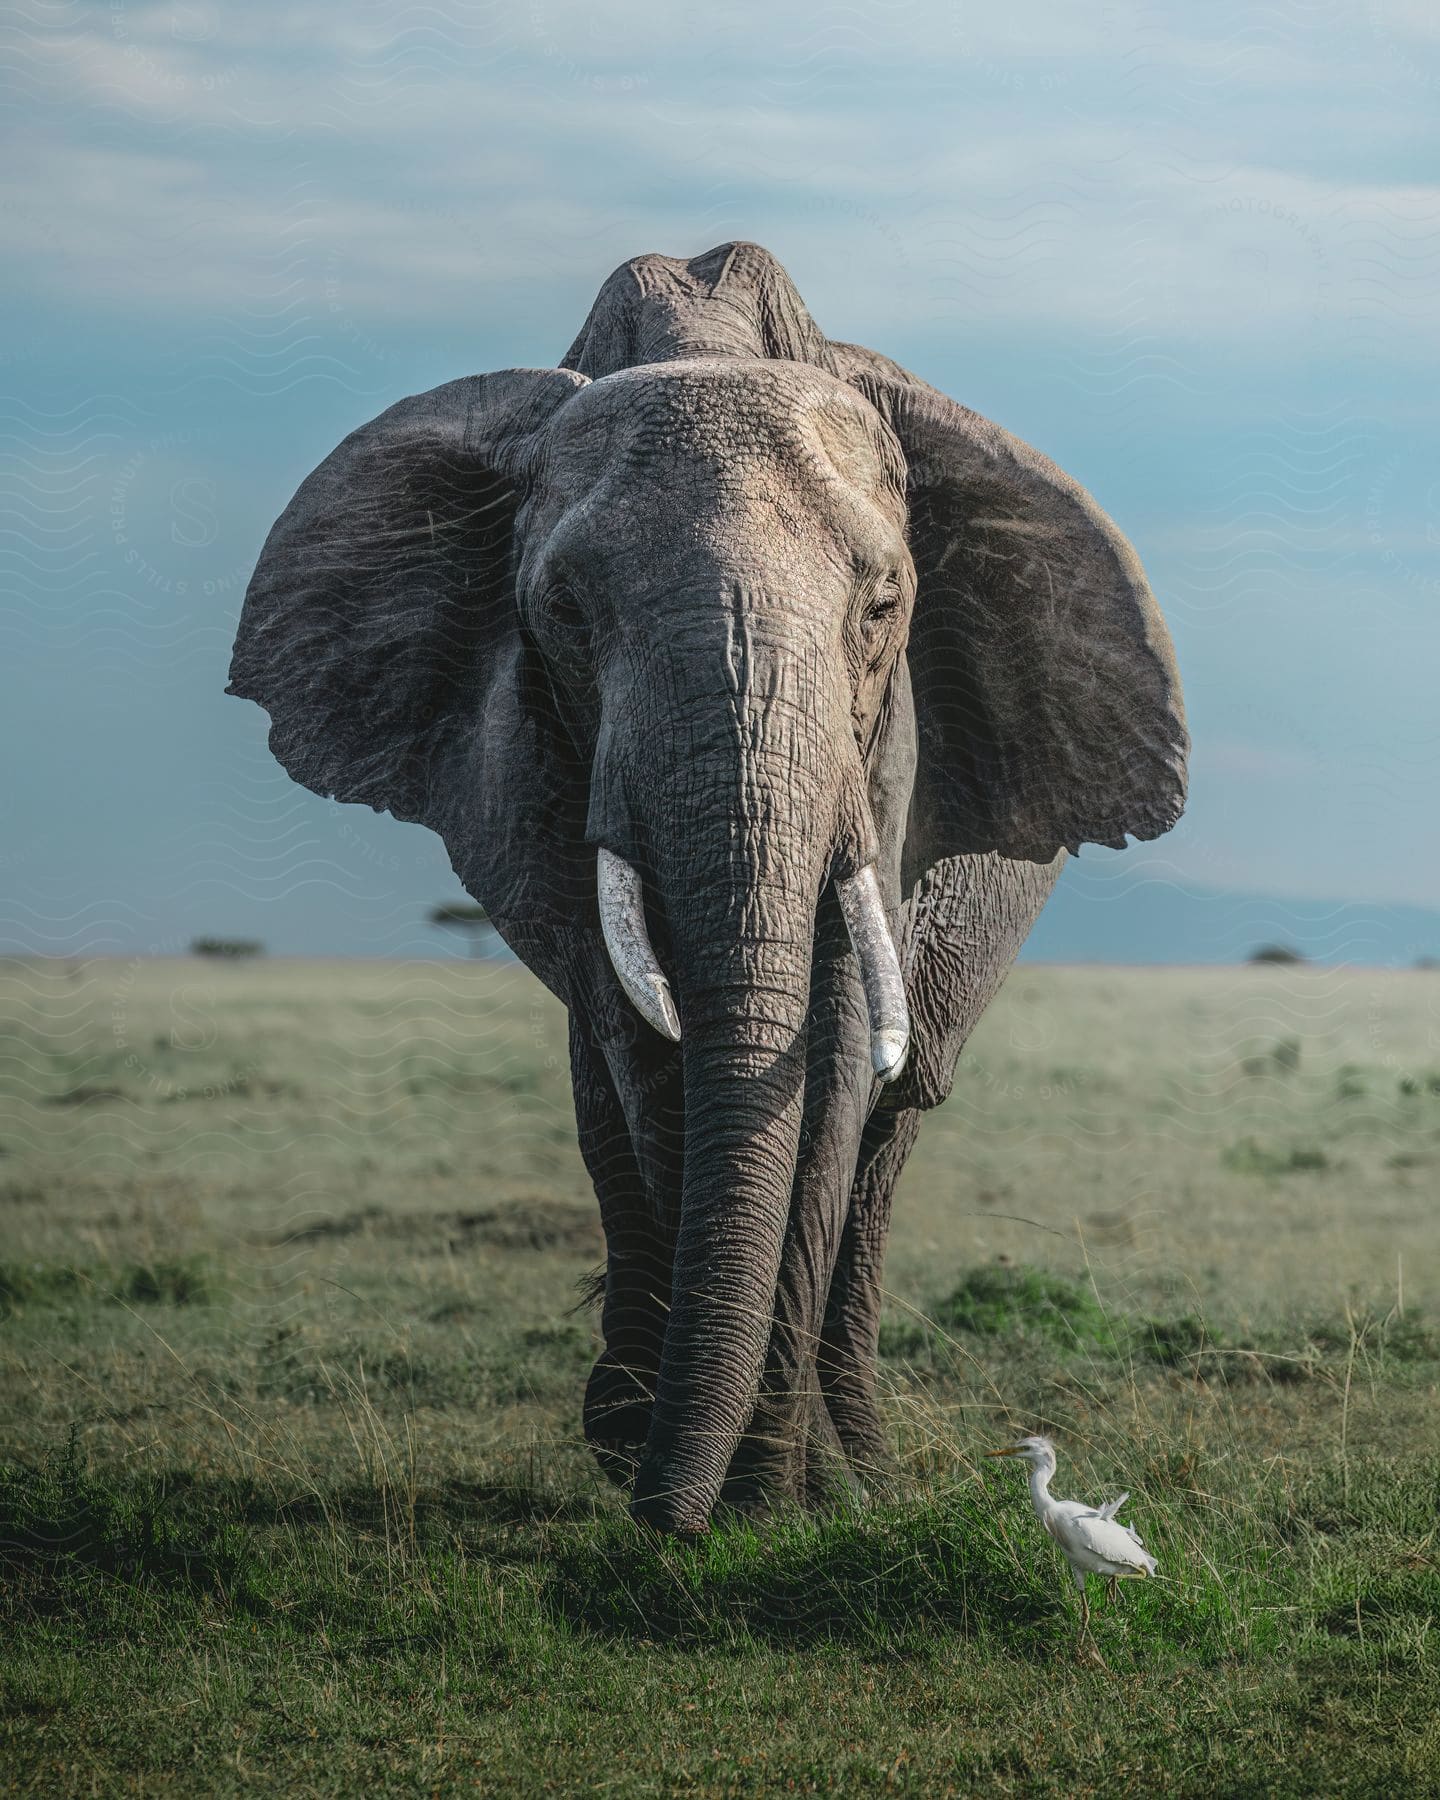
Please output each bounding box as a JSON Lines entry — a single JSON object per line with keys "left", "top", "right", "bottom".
{"left": 543, "top": 584, "right": 586, "bottom": 633}
{"left": 859, "top": 585, "right": 903, "bottom": 659}
{"left": 533, "top": 583, "right": 593, "bottom": 668}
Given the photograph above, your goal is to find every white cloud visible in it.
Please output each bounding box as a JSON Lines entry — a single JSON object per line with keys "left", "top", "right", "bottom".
{"left": 15, "top": 0, "right": 1440, "bottom": 368}
{"left": 11, "top": 51, "right": 1439, "bottom": 367}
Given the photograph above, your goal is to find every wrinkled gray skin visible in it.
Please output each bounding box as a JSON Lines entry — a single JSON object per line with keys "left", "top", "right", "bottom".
{"left": 229, "top": 243, "right": 1188, "bottom": 1534}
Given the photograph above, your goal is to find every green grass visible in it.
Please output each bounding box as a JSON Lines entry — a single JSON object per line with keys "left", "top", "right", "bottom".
{"left": 3, "top": 1432, "right": 1437, "bottom": 1795}
{"left": 881, "top": 1264, "right": 1120, "bottom": 1358}
{"left": 1221, "top": 1136, "right": 1331, "bottom": 1176}
{"left": 0, "top": 1255, "right": 216, "bottom": 1315}
{"left": 1, "top": 957, "right": 1438, "bottom": 1794}
{"left": 881, "top": 1262, "right": 1439, "bottom": 1388}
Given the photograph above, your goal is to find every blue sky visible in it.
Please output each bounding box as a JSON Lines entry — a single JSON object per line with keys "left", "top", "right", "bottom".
{"left": 4, "top": 2, "right": 1438, "bottom": 963}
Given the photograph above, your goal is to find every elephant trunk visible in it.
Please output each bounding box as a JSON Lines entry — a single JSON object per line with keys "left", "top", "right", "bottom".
{"left": 609, "top": 621, "right": 898, "bottom": 1531}
{"left": 628, "top": 792, "right": 823, "bottom": 1532}
{"left": 604, "top": 837, "right": 907, "bottom": 1530}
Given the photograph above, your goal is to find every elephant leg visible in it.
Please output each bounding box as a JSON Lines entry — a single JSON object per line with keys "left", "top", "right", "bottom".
{"left": 802, "top": 1381, "right": 861, "bottom": 1510}
{"left": 811, "top": 853, "right": 1059, "bottom": 1479}
{"left": 719, "top": 903, "right": 872, "bottom": 1517}
{"left": 569, "top": 1009, "right": 679, "bottom": 1487}
{"left": 818, "top": 1100, "right": 923, "bottom": 1478}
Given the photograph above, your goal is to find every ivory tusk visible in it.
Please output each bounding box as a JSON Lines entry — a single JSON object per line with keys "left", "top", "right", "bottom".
{"left": 597, "top": 848, "right": 682, "bottom": 1042}
{"left": 836, "top": 863, "right": 910, "bottom": 1081}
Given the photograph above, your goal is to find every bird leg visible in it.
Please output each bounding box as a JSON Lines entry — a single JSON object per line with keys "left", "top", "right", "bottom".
{"left": 1072, "top": 1584, "right": 1108, "bottom": 1668}
{"left": 1105, "top": 1575, "right": 1119, "bottom": 1609}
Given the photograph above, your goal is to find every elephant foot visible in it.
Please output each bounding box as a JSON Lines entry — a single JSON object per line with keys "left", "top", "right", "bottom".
{"left": 834, "top": 1429, "right": 895, "bottom": 1494}
{"left": 615, "top": 1383, "right": 880, "bottom": 1532}
{"left": 821, "top": 1385, "right": 895, "bottom": 1492}
{"left": 717, "top": 1453, "right": 863, "bottom": 1522}
{"left": 804, "top": 1432, "right": 867, "bottom": 1513}
{"left": 717, "top": 1434, "right": 805, "bottom": 1521}
{"left": 717, "top": 1389, "right": 865, "bottom": 1520}
{"left": 583, "top": 1351, "right": 654, "bottom": 1489}
{"left": 804, "top": 1396, "right": 870, "bottom": 1514}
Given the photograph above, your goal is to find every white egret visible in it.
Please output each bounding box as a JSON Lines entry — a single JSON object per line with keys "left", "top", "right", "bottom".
{"left": 986, "top": 1435, "right": 1156, "bottom": 1641}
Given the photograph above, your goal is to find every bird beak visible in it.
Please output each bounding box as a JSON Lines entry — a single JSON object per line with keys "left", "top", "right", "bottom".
{"left": 985, "top": 1447, "right": 1022, "bottom": 1458}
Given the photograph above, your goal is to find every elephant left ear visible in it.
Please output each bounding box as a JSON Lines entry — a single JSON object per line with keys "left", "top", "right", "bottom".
{"left": 851, "top": 373, "right": 1189, "bottom": 881}
{"left": 226, "top": 368, "right": 593, "bottom": 1002}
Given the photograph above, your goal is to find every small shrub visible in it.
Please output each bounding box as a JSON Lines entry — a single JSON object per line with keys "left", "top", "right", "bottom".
{"left": 1379, "top": 1312, "right": 1440, "bottom": 1363}
{"left": 0, "top": 1259, "right": 214, "bottom": 1318}
{"left": 1136, "top": 1314, "right": 1210, "bottom": 1366}
{"left": 1133, "top": 1315, "right": 1319, "bottom": 1384}
{"left": 1222, "top": 1139, "right": 1329, "bottom": 1177}
{"left": 1237, "top": 1040, "right": 1302, "bottom": 1077}
{"left": 0, "top": 1264, "right": 86, "bottom": 1314}
{"left": 883, "top": 1264, "right": 1119, "bottom": 1359}
{"left": 1304, "top": 1307, "right": 1440, "bottom": 1368}
{"left": 0, "top": 1432, "right": 254, "bottom": 1605}
{"left": 121, "top": 1260, "right": 214, "bottom": 1305}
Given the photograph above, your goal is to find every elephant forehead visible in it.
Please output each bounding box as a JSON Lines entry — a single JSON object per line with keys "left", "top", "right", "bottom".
{"left": 550, "top": 359, "right": 904, "bottom": 498}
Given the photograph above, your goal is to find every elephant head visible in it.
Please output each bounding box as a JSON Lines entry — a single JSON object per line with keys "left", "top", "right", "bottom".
{"left": 229, "top": 243, "right": 1186, "bottom": 1531}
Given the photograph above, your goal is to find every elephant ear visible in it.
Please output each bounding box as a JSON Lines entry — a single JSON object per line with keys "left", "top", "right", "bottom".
{"left": 849, "top": 370, "right": 1188, "bottom": 883}
{"left": 227, "top": 368, "right": 591, "bottom": 998}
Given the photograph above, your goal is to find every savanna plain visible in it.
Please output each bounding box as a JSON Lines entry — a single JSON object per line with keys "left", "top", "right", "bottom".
{"left": 2, "top": 955, "right": 1438, "bottom": 1796}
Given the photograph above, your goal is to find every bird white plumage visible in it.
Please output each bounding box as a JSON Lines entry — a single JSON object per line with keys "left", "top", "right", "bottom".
{"left": 986, "top": 1435, "right": 1156, "bottom": 1641}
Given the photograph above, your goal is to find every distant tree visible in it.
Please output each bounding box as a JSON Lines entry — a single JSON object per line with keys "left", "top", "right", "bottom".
{"left": 1415, "top": 955, "right": 1439, "bottom": 972}
{"left": 429, "top": 902, "right": 499, "bottom": 958}
{"left": 191, "top": 938, "right": 264, "bottom": 959}
{"left": 1248, "top": 943, "right": 1307, "bottom": 966}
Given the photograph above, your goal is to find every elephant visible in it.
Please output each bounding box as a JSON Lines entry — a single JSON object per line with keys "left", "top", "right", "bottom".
{"left": 228, "top": 241, "right": 1187, "bottom": 1535}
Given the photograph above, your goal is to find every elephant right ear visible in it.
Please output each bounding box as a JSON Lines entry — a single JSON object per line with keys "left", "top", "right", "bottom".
{"left": 847, "top": 369, "right": 1189, "bottom": 880}
{"left": 227, "top": 368, "right": 591, "bottom": 995}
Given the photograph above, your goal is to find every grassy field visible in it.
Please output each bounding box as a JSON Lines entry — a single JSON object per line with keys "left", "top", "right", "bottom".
{"left": 2, "top": 955, "right": 1438, "bottom": 1796}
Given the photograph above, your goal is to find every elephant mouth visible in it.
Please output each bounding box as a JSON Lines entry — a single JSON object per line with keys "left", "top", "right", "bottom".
{"left": 596, "top": 846, "right": 908, "bottom": 1081}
